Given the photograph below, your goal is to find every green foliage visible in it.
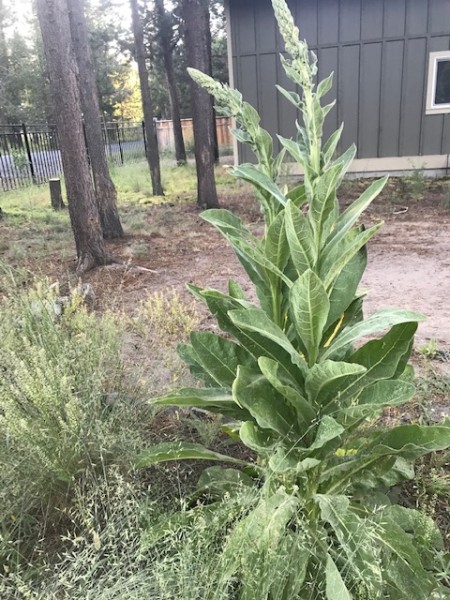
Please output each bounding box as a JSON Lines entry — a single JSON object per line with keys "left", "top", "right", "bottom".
{"left": 0, "top": 280, "right": 149, "bottom": 570}
{"left": 136, "top": 0, "right": 450, "bottom": 596}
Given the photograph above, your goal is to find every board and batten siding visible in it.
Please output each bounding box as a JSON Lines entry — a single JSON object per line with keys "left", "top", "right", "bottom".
{"left": 226, "top": 0, "right": 450, "bottom": 173}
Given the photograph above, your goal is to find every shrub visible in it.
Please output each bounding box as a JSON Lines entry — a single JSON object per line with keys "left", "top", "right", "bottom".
{"left": 0, "top": 281, "right": 147, "bottom": 570}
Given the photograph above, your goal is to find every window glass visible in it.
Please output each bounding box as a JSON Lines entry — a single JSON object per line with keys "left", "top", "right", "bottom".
{"left": 434, "top": 59, "right": 450, "bottom": 106}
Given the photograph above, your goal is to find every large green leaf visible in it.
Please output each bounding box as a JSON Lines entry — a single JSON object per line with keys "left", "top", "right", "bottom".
{"left": 321, "top": 424, "right": 450, "bottom": 494}
{"left": 286, "top": 183, "right": 307, "bottom": 207}
{"left": 190, "top": 331, "right": 254, "bottom": 387}
{"left": 222, "top": 489, "right": 300, "bottom": 599}
{"left": 193, "top": 466, "right": 255, "bottom": 502}
{"left": 229, "top": 307, "right": 307, "bottom": 376}
{"left": 378, "top": 518, "right": 437, "bottom": 600}
{"left": 322, "top": 309, "right": 424, "bottom": 361}
{"left": 309, "top": 161, "right": 345, "bottom": 243}
{"left": 349, "top": 322, "right": 418, "bottom": 384}
{"left": 240, "top": 421, "right": 278, "bottom": 454}
{"left": 290, "top": 270, "right": 330, "bottom": 365}
{"left": 151, "top": 387, "right": 250, "bottom": 420}
{"left": 309, "top": 415, "right": 344, "bottom": 452}
{"left": 258, "top": 356, "right": 316, "bottom": 425}
{"left": 232, "top": 164, "right": 287, "bottom": 207}
{"left": 325, "top": 245, "right": 367, "bottom": 330}
{"left": 285, "top": 200, "right": 316, "bottom": 275}
{"left": 323, "top": 123, "right": 343, "bottom": 164}
{"left": 265, "top": 211, "right": 289, "bottom": 272}
{"left": 369, "top": 424, "right": 450, "bottom": 459}
{"left": 201, "top": 208, "right": 251, "bottom": 239}
{"left": 135, "top": 442, "right": 247, "bottom": 468}
{"left": 233, "top": 365, "right": 298, "bottom": 436}
{"left": 317, "top": 495, "right": 383, "bottom": 594}
{"left": 342, "top": 379, "right": 415, "bottom": 422}
{"left": 333, "top": 322, "right": 419, "bottom": 403}
{"left": 202, "top": 209, "right": 290, "bottom": 290}
{"left": 325, "top": 554, "right": 352, "bottom": 600}
{"left": 277, "top": 135, "right": 304, "bottom": 164}
{"left": 305, "top": 360, "right": 367, "bottom": 405}
{"left": 189, "top": 286, "right": 252, "bottom": 338}
{"left": 320, "top": 223, "right": 383, "bottom": 290}
{"left": 329, "top": 177, "right": 388, "bottom": 247}
{"left": 178, "top": 342, "right": 216, "bottom": 386}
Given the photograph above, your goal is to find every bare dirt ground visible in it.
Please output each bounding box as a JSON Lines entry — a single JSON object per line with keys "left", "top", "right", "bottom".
{"left": 76, "top": 179, "right": 450, "bottom": 351}
{"left": 3, "top": 178, "right": 449, "bottom": 351}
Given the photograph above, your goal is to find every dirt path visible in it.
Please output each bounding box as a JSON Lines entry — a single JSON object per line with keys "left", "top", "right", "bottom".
{"left": 364, "top": 219, "right": 450, "bottom": 345}
{"left": 76, "top": 181, "right": 450, "bottom": 348}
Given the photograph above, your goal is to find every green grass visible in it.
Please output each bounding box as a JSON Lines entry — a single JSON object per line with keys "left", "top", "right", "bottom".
{"left": 0, "top": 159, "right": 237, "bottom": 227}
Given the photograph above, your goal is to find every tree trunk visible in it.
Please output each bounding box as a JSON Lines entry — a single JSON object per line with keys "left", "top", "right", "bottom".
{"left": 130, "top": 0, "right": 163, "bottom": 196}
{"left": 205, "top": 14, "right": 219, "bottom": 163}
{"left": 68, "top": 0, "right": 123, "bottom": 239}
{"left": 155, "top": 0, "right": 186, "bottom": 166}
{"left": 182, "top": 0, "right": 218, "bottom": 208}
{"left": 0, "top": 0, "right": 9, "bottom": 124}
{"left": 36, "top": 0, "right": 110, "bottom": 274}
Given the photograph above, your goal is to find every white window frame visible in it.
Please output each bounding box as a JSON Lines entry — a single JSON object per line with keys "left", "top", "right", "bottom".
{"left": 426, "top": 51, "right": 450, "bottom": 115}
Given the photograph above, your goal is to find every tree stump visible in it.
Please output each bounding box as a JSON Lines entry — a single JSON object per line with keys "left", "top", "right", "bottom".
{"left": 49, "top": 178, "right": 65, "bottom": 210}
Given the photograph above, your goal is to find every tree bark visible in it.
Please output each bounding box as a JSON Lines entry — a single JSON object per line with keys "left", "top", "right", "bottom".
{"left": 155, "top": 0, "right": 186, "bottom": 166}
{"left": 0, "top": 0, "right": 9, "bottom": 123}
{"left": 205, "top": 14, "right": 219, "bottom": 163}
{"left": 36, "top": 0, "right": 110, "bottom": 273}
{"left": 182, "top": 0, "right": 218, "bottom": 208}
{"left": 130, "top": 0, "right": 163, "bottom": 196}
{"left": 68, "top": 0, "right": 123, "bottom": 239}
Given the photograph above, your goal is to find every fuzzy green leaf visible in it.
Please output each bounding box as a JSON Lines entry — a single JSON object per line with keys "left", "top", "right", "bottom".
{"left": 265, "top": 211, "right": 289, "bottom": 272}
{"left": 233, "top": 164, "right": 287, "bottom": 207}
{"left": 309, "top": 415, "right": 344, "bottom": 451}
{"left": 135, "top": 442, "right": 247, "bottom": 468}
{"left": 330, "top": 177, "right": 388, "bottom": 247}
{"left": 239, "top": 421, "right": 278, "bottom": 454}
{"left": 290, "top": 270, "right": 330, "bottom": 365}
{"left": 258, "top": 356, "right": 316, "bottom": 425}
{"left": 285, "top": 200, "right": 316, "bottom": 275}
{"left": 233, "top": 366, "right": 298, "bottom": 436}
{"left": 322, "top": 309, "right": 424, "bottom": 361}
{"left": 325, "top": 554, "right": 352, "bottom": 600}
{"left": 229, "top": 307, "right": 307, "bottom": 375}
{"left": 321, "top": 222, "right": 383, "bottom": 289}
{"left": 323, "top": 123, "right": 343, "bottom": 164}
{"left": 190, "top": 332, "right": 254, "bottom": 387}
{"left": 305, "top": 360, "right": 367, "bottom": 405}
{"left": 151, "top": 387, "right": 249, "bottom": 420}
{"left": 325, "top": 244, "right": 367, "bottom": 330}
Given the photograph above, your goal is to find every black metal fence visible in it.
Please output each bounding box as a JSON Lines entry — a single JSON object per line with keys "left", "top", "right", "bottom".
{"left": 0, "top": 121, "right": 147, "bottom": 192}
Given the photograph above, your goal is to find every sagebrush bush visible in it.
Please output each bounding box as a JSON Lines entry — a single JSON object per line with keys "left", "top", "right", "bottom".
{"left": 0, "top": 280, "right": 148, "bottom": 570}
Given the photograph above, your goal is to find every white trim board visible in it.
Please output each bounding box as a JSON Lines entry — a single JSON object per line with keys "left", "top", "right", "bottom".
{"left": 281, "top": 155, "right": 450, "bottom": 178}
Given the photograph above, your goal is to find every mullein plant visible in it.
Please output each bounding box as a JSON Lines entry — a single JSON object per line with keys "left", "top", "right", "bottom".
{"left": 136, "top": 0, "right": 450, "bottom": 597}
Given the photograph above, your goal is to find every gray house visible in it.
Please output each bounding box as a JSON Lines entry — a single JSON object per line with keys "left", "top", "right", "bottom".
{"left": 224, "top": 0, "right": 450, "bottom": 176}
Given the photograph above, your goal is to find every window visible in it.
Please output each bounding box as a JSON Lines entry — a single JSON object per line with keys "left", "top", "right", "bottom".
{"left": 426, "top": 51, "right": 450, "bottom": 115}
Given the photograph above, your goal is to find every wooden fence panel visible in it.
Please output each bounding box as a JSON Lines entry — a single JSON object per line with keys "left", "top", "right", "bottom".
{"left": 156, "top": 117, "right": 232, "bottom": 151}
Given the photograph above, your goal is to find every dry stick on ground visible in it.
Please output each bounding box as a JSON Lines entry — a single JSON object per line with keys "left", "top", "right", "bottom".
{"left": 68, "top": 0, "right": 124, "bottom": 239}
{"left": 36, "top": 0, "right": 113, "bottom": 275}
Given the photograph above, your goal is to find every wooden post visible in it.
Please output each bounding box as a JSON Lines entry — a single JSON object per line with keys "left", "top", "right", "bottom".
{"left": 49, "top": 178, "right": 64, "bottom": 210}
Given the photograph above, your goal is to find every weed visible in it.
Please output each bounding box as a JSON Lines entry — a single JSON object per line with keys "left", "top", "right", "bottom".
{"left": 418, "top": 338, "right": 440, "bottom": 359}
{"left": 134, "top": 290, "right": 200, "bottom": 341}
{"left": 0, "top": 280, "right": 150, "bottom": 569}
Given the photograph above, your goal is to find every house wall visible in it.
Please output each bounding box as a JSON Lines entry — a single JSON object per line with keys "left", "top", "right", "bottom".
{"left": 227, "top": 0, "right": 450, "bottom": 172}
